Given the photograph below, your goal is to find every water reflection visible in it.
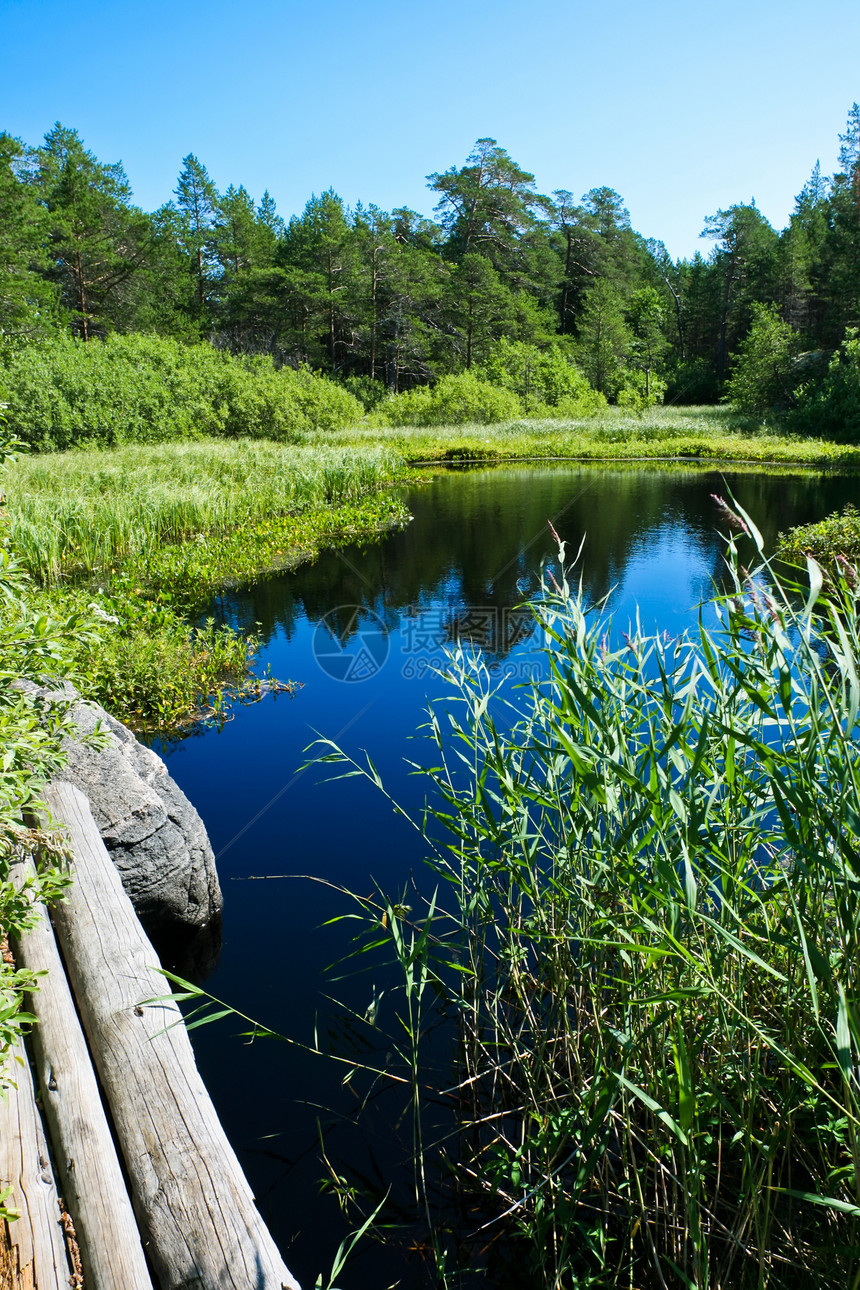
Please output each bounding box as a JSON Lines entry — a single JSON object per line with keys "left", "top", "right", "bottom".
{"left": 160, "top": 463, "right": 858, "bottom": 1289}
{"left": 217, "top": 465, "right": 854, "bottom": 658}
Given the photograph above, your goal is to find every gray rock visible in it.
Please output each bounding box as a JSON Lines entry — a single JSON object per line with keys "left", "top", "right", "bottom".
{"left": 23, "top": 682, "right": 222, "bottom": 938}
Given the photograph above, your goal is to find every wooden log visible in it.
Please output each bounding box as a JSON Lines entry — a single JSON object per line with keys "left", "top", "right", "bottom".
{"left": 44, "top": 782, "right": 300, "bottom": 1290}
{"left": 0, "top": 1036, "right": 74, "bottom": 1290}
{"left": 10, "top": 854, "right": 153, "bottom": 1290}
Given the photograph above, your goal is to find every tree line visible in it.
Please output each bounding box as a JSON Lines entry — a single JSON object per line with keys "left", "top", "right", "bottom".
{"left": 1, "top": 110, "right": 859, "bottom": 409}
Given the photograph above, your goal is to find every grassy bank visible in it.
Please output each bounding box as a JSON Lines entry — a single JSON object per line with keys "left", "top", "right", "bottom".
{"left": 6, "top": 441, "right": 412, "bottom": 729}
{"left": 319, "top": 404, "right": 860, "bottom": 466}
{"left": 6, "top": 440, "right": 409, "bottom": 586}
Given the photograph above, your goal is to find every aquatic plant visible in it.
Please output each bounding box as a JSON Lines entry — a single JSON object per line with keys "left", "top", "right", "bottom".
{"left": 310, "top": 501, "right": 860, "bottom": 1288}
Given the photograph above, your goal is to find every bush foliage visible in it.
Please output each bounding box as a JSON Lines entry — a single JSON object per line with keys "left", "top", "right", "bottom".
{"left": 790, "top": 328, "right": 860, "bottom": 441}
{"left": 476, "top": 338, "right": 607, "bottom": 416}
{"left": 372, "top": 370, "right": 524, "bottom": 426}
{"left": 0, "top": 333, "right": 364, "bottom": 450}
{"left": 370, "top": 343, "right": 607, "bottom": 428}
{"left": 725, "top": 302, "right": 800, "bottom": 415}
{"left": 778, "top": 502, "right": 860, "bottom": 564}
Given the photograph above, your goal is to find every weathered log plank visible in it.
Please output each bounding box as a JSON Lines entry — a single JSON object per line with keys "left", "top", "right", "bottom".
{"left": 10, "top": 854, "right": 153, "bottom": 1290}
{"left": 0, "top": 1036, "right": 73, "bottom": 1290}
{"left": 45, "top": 782, "right": 300, "bottom": 1290}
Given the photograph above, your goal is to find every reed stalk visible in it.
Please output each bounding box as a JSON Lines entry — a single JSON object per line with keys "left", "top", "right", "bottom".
{"left": 314, "top": 500, "right": 860, "bottom": 1287}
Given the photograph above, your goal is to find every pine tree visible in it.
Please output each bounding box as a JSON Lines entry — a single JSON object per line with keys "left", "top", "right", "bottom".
{"left": 701, "top": 203, "right": 779, "bottom": 381}
{"left": 0, "top": 134, "right": 57, "bottom": 342}
{"left": 428, "top": 139, "right": 544, "bottom": 268}
{"left": 573, "top": 279, "right": 632, "bottom": 396}
{"left": 211, "top": 185, "right": 282, "bottom": 350}
{"left": 34, "top": 124, "right": 152, "bottom": 339}
{"left": 279, "top": 191, "right": 359, "bottom": 371}
{"left": 174, "top": 154, "right": 219, "bottom": 322}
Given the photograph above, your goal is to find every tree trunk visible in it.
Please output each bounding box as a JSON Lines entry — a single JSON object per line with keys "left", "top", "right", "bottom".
{"left": 43, "top": 783, "right": 300, "bottom": 1290}
{"left": 370, "top": 245, "right": 379, "bottom": 380}
{"left": 11, "top": 855, "right": 153, "bottom": 1290}
{"left": 717, "top": 253, "right": 737, "bottom": 382}
{"left": 466, "top": 294, "right": 474, "bottom": 369}
{"left": 662, "top": 274, "right": 685, "bottom": 360}
{"left": 76, "top": 250, "right": 89, "bottom": 341}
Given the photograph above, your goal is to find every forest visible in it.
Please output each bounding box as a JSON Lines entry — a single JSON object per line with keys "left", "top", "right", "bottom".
{"left": 1, "top": 105, "right": 859, "bottom": 429}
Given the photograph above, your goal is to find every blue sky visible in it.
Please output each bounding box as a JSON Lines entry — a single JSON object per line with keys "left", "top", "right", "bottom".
{"left": 2, "top": 0, "right": 859, "bottom": 260}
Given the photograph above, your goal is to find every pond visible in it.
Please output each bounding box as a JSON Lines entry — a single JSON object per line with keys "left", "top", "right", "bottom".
{"left": 155, "top": 462, "right": 858, "bottom": 1288}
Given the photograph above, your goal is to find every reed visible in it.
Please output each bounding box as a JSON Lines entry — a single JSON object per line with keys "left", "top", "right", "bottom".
{"left": 313, "top": 501, "right": 860, "bottom": 1288}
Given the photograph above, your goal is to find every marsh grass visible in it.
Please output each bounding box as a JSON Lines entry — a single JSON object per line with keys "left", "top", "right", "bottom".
{"left": 6, "top": 440, "right": 409, "bottom": 586}
{"left": 320, "top": 405, "right": 860, "bottom": 467}
{"left": 4, "top": 439, "right": 411, "bottom": 728}
{"left": 9, "top": 416, "right": 854, "bottom": 590}
{"left": 308, "top": 503, "right": 860, "bottom": 1288}
{"left": 8, "top": 413, "right": 857, "bottom": 730}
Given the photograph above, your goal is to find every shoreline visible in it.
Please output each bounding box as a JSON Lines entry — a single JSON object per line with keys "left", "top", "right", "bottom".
{"left": 9, "top": 417, "right": 858, "bottom": 733}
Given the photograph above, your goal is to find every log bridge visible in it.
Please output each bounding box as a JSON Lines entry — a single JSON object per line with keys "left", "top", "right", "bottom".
{"left": 1, "top": 782, "right": 300, "bottom": 1290}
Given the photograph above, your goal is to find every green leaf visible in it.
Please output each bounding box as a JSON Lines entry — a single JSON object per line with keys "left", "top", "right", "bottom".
{"left": 618, "top": 1073, "right": 689, "bottom": 1147}
{"left": 672, "top": 1026, "right": 695, "bottom": 1135}
{"left": 836, "top": 984, "right": 854, "bottom": 1085}
{"left": 776, "top": 1189, "right": 860, "bottom": 1218}
{"left": 805, "top": 554, "right": 824, "bottom": 617}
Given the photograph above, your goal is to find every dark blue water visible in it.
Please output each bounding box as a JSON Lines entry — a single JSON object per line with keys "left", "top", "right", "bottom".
{"left": 156, "top": 463, "right": 858, "bottom": 1288}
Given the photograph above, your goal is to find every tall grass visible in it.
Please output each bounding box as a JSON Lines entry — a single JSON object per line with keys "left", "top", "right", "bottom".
{"left": 9, "top": 415, "right": 854, "bottom": 588}
{"left": 6, "top": 440, "right": 408, "bottom": 585}
{"left": 314, "top": 502, "right": 860, "bottom": 1288}
{"left": 4, "top": 438, "right": 410, "bottom": 728}
{"left": 317, "top": 404, "right": 860, "bottom": 466}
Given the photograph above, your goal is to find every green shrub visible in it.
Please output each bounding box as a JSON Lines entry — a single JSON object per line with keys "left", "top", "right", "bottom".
{"left": 725, "top": 302, "right": 800, "bottom": 415}
{"left": 285, "top": 364, "right": 365, "bottom": 433}
{"left": 664, "top": 356, "right": 721, "bottom": 404}
{"left": 778, "top": 501, "right": 860, "bottom": 563}
{"left": 791, "top": 328, "right": 860, "bottom": 441}
{"left": 0, "top": 334, "right": 363, "bottom": 450}
{"left": 476, "top": 337, "right": 606, "bottom": 416}
{"left": 341, "top": 375, "right": 389, "bottom": 412}
{"left": 616, "top": 366, "right": 667, "bottom": 411}
{"left": 373, "top": 370, "right": 523, "bottom": 426}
